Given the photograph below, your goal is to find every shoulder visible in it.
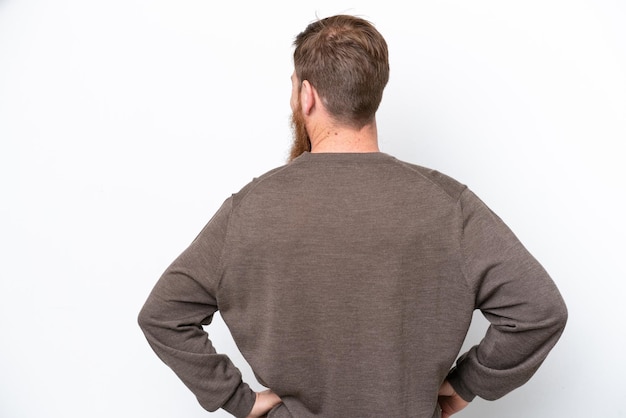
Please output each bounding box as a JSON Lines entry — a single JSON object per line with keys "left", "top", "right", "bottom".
{"left": 229, "top": 163, "right": 291, "bottom": 208}
{"left": 388, "top": 156, "right": 468, "bottom": 202}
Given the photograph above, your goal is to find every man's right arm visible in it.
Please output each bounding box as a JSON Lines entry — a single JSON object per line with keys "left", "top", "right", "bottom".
{"left": 438, "top": 380, "right": 469, "bottom": 418}
{"left": 138, "top": 198, "right": 258, "bottom": 417}
{"left": 245, "top": 390, "right": 283, "bottom": 418}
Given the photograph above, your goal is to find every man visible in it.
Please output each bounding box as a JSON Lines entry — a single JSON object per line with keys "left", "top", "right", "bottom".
{"left": 138, "top": 14, "right": 567, "bottom": 418}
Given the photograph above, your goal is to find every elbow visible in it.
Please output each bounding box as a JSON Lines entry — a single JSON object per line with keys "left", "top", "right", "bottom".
{"left": 137, "top": 298, "right": 158, "bottom": 335}
{"left": 539, "top": 293, "right": 568, "bottom": 341}
{"left": 137, "top": 304, "right": 150, "bottom": 334}
{"left": 554, "top": 297, "right": 568, "bottom": 334}
{"left": 137, "top": 294, "right": 174, "bottom": 341}
{"left": 537, "top": 282, "right": 568, "bottom": 336}
{"left": 549, "top": 284, "right": 568, "bottom": 330}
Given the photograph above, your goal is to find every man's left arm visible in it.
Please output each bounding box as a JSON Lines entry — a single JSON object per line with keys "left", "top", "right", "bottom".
{"left": 446, "top": 189, "right": 568, "bottom": 403}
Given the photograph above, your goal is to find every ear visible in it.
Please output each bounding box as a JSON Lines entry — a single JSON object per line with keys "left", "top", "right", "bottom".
{"left": 300, "top": 80, "right": 316, "bottom": 115}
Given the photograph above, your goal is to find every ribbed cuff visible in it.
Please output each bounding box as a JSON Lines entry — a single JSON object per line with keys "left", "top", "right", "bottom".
{"left": 221, "top": 381, "right": 256, "bottom": 418}
{"left": 446, "top": 366, "right": 477, "bottom": 403}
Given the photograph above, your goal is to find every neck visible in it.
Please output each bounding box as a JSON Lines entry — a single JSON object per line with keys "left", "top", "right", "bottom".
{"left": 309, "top": 119, "right": 380, "bottom": 153}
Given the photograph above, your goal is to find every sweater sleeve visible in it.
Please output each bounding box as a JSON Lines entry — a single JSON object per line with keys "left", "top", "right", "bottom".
{"left": 137, "top": 198, "right": 256, "bottom": 418}
{"left": 446, "top": 188, "right": 567, "bottom": 402}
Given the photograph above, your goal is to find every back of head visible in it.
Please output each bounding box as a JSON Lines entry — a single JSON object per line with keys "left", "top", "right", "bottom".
{"left": 293, "top": 15, "right": 390, "bottom": 128}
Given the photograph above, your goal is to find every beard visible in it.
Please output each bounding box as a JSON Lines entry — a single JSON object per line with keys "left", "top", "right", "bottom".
{"left": 289, "top": 105, "right": 311, "bottom": 162}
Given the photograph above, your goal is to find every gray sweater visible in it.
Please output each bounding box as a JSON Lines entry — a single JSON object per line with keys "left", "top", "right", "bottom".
{"left": 138, "top": 152, "right": 567, "bottom": 417}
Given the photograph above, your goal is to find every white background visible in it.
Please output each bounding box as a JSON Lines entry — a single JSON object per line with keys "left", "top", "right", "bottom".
{"left": 1, "top": 1, "right": 624, "bottom": 417}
